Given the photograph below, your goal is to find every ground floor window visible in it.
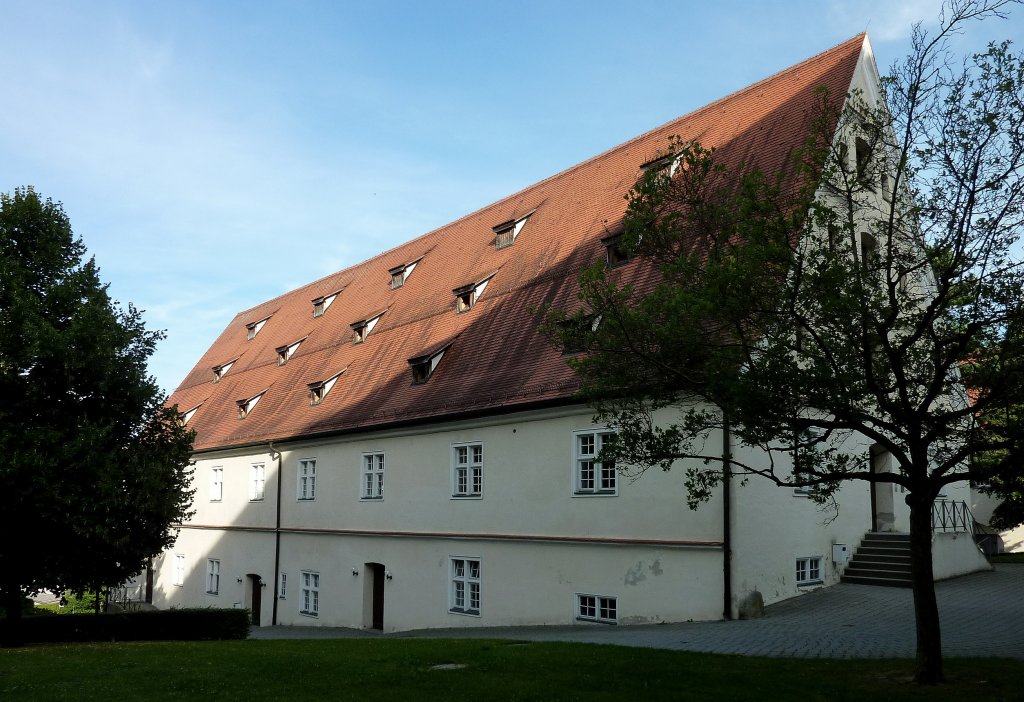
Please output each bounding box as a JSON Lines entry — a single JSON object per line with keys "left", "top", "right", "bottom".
{"left": 577, "top": 593, "right": 617, "bottom": 623}
{"left": 449, "top": 557, "right": 480, "bottom": 615}
{"left": 173, "top": 554, "right": 185, "bottom": 586}
{"left": 206, "top": 559, "right": 220, "bottom": 595}
{"left": 795, "top": 557, "right": 822, "bottom": 585}
{"left": 301, "top": 571, "right": 319, "bottom": 616}
{"left": 279, "top": 572, "right": 287, "bottom": 599}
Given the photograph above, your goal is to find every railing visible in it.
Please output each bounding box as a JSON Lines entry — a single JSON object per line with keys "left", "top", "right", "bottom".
{"left": 931, "top": 499, "right": 975, "bottom": 535}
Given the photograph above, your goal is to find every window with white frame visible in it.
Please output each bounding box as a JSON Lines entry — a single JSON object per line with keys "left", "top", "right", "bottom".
{"left": 250, "top": 463, "right": 266, "bottom": 501}
{"left": 577, "top": 593, "right": 617, "bottom": 623}
{"left": 279, "top": 572, "right": 287, "bottom": 599}
{"left": 573, "top": 430, "right": 617, "bottom": 495}
{"left": 452, "top": 443, "right": 483, "bottom": 497}
{"left": 300, "top": 571, "right": 319, "bottom": 616}
{"left": 173, "top": 554, "right": 185, "bottom": 586}
{"left": 297, "top": 459, "right": 316, "bottom": 500}
{"left": 362, "top": 452, "right": 384, "bottom": 499}
{"left": 210, "top": 467, "right": 223, "bottom": 502}
{"left": 206, "top": 559, "right": 220, "bottom": 595}
{"left": 450, "top": 557, "right": 481, "bottom": 615}
{"left": 795, "top": 557, "right": 822, "bottom": 585}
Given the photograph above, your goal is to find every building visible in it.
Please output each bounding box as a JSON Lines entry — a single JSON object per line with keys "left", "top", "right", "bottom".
{"left": 154, "top": 34, "right": 987, "bottom": 630}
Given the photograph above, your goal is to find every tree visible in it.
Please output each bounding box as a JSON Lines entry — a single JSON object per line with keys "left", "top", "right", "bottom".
{"left": 0, "top": 187, "right": 194, "bottom": 642}
{"left": 547, "top": 1, "right": 1024, "bottom": 685}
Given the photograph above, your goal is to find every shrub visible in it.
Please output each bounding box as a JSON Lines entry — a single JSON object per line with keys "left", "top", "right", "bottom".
{"left": 0, "top": 608, "right": 249, "bottom": 644}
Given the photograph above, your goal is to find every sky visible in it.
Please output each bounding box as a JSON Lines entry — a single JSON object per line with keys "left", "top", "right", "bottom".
{"left": 1, "top": 0, "right": 1021, "bottom": 395}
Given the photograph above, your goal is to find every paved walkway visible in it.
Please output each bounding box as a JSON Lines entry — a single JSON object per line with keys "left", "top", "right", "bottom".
{"left": 250, "top": 564, "right": 1024, "bottom": 659}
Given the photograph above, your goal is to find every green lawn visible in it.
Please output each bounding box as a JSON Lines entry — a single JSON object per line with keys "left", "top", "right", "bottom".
{"left": 1, "top": 639, "right": 1021, "bottom": 701}
{"left": 990, "top": 553, "right": 1024, "bottom": 564}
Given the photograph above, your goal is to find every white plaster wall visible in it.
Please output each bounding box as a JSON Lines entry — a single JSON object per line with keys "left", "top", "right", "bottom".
{"left": 931, "top": 531, "right": 991, "bottom": 579}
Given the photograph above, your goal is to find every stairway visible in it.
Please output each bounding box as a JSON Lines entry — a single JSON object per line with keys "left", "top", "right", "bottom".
{"left": 840, "top": 532, "right": 913, "bottom": 587}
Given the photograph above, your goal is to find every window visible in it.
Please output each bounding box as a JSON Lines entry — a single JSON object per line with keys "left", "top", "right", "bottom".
{"left": 351, "top": 312, "right": 384, "bottom": 344}
{"left": 236, "top": 390, "right": 267, "bottom": 419}
{"left": 388, "top": 258, "right": 422, "bottom": 289}
{"left": 210, "top": 467, "right": 223, "bottom": 502}
{"left": 276, "top": 338, "right": 304, "bottom": 366}
{"left": 859, "top": 231, "right": 879, "bottom": 273}
{"left": 602, "top": 233, "right": 631, "bottom": 267}
{"left": 246, "top": 317, "right": 270, "bottom": 340}
{"left": 300, "top": 571, "right": 319, "bottom": 616}
{"left": 308, "top": 370, "right": 345, "bottom": 406}
{"left": 173, "top": 554, "right": 185, "bottom": 587}
{"left": 452, "top": 443, "right": 483, "bottom": 497}
{"left": 854, "top": 136, "right": 871, "bottom": 181}
{"left": 450, "top": 557, "right": 481, "bottom": 615}
{"left": 250, "top": 463, "right": 266, "bottom": 501}
{"left": 492, "top": 212, "right": 532, "bottom": 250}
{"left": 577, "top": 594, "right": 617, "bottom": 623}
{"left": 453, "top": 275, "right": 493, "bottom": 313}
{"left": 279, "top": 572, "right": 287, "bottom": 599}
{"left": 796, "top": 557, "right": 822, "bottom": 585}
{"left": 212, "top": 360, "right": 234, "bottom": 383}
{"left": 408, "top": 343, "right": 451, "bottom": 385}
{"left": 206, "top": 559, "right": 220, "bottom": 595}
{"left": 362, "top": 452, "right": 384, "bottom": 499}
{"left": 179, "top": 403, "right": 202, "bottom": 425}
{"left": 574, "top": 430, "right": 617, "bottom": 495}
{"left": 298, "top": 459, "right": 316, "bottom": 500}
{"left": 559, "top": 314, "right": 602, "bottom": 355}
{"left": 640, "top": 152, "right": 682, "bottom": 179}
{"left": 312, "top": 291, "right": 340, "bottom": 318}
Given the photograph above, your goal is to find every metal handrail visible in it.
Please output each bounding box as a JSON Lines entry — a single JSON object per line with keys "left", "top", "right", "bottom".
{"left": 931, "top": 499, "right": 975, "bottom": 535}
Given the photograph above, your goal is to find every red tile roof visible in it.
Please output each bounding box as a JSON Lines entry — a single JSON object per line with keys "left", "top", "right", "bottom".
{"left": 170, "top": 35, "right": 866, "bottom": 452}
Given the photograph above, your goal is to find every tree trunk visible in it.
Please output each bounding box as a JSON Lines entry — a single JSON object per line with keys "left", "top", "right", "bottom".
{"left": 908, "top": 497, "right": 943, "bottom": 684}
{"left": 2, "top": 582, "right": 24, "bottom": 647}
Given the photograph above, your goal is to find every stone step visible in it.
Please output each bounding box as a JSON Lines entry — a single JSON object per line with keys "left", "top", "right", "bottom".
{"left": 850, "top": 551, "right": 910, "bottom": 564}
{"left": 841, "top": 573, "right": 912, "bottom": 587}
{"left": 846, "top": 560, "right": 912, "bottom": 573}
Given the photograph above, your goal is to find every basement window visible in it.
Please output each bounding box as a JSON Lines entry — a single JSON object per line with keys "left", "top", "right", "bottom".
{"left": 408, "top": 343, "right": 452, "bottom": 385}
{"left": 276, "top": 338, "right": 305, "bottom": 366}
{"left": 312, "top": 291, "right": 340, "bottom": 318}
{"left": 389, "top": 256, "right": 423, "bottom": 289}
{"left": 492, "top": 211, "right": 533, "bottom": 250}
{"left": 246, "top": 317, "right": 270, "bottom": 340}
{"left": 453, "top": 275, "right": 494, "bottom": 313}
{"left": 308, "top": 370, "right": 345, "bottom": 406}
{"left": 212, "top": 360, "right": 236, "bottom": 383}
{"left": 602, "top": 234, "right": 631, "bottom": 267}
{"left": 236, "top": 390, "right": 267, "bottom": 419}
{"left": 796, "top": 557, "right": 822, "bottom": 586}
{"left": 350, "top": 311, "right": 385, "bottom": 344}
{"left": 577, "top": 593, "right": 617, "bottom": 624}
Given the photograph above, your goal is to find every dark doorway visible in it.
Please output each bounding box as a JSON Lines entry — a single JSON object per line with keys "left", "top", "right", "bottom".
{"left": 366, "top": 563, "right": 385, "bottom": 630}
{"left": 247, "top": 574, "right": 263, "bottom": 627}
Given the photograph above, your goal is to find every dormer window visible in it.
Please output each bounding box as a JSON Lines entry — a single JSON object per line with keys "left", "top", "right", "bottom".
{"left": 388, "top": 257, "right": 423, "bottom": 290}
{"left": 236, "top": 390, "right": 267, "bottom": 419}
{"left": 560, "top": 314, "right": 602, "bottom": 355}
{"left": 408, "top": 342, "right": 452, "bottom": 385}
{"left": 602, "top": 234, "right": 631, "bottom": 267}
{"left": 246, "top": 317, "right": 270, "bottom": 340}
{"left": 453, "top": 274, "right": 494, "bottom": 313}
{"left": 179, "top": 402, "right": 203, "bottom": 426}
{"left": 492, "top": 211, "right": 533, "bottom": 250}
{"left": 308, "top": 369, "right": 346, "bottom": 406}
{"left": 312, "top": 291, "right": 340, "bottom": 318}
{"left": 351, "top": 311, "right": 385, "bottom": 344}
{"left": 641, "top": 152, "right": 682, "bottom": 179}
{"left": 276, "top": 338, "right": 305, "bottom": 366}
{"left": 212, "top": 360, "right": 236, "bottom": 383}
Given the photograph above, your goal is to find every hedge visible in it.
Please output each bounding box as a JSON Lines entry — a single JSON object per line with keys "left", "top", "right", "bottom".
{"left": 0, "top": 608, "right": 249, "bottom": 644}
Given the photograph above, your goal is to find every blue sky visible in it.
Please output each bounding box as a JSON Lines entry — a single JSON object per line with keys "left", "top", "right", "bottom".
{"left": 1, "top": 0, "right": 1020, "bottom": 394}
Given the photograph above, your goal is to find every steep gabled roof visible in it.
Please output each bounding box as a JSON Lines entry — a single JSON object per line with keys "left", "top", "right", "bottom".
{"left": 169, "top": 34, "right": 867, "bottom": 452}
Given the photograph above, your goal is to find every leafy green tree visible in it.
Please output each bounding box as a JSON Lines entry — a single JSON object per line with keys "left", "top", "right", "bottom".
{"left": 548, "top": 1, "right": 1024, "bottom": 685}
{"left": 0, "top": 187, "right": 194, "bottom": 642}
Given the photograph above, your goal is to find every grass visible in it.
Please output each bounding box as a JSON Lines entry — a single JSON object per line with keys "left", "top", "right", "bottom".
{"left": 1, "top": 639, "right": 1022, "bottom": 701}
{"left": 990, "top": 553, "right": 1024, "bottom": 564}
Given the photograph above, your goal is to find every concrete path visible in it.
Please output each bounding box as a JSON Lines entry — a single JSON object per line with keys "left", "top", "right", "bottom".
{"left": 249, "top": 564, "right": 1024, "bottom": 659}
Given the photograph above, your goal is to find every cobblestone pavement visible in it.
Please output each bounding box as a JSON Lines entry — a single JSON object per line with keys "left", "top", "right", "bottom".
{"left": 250, "top": 565, "right": 1024, "bottom": 659}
